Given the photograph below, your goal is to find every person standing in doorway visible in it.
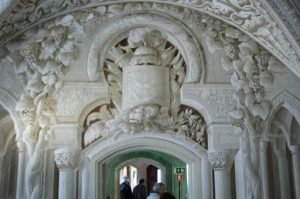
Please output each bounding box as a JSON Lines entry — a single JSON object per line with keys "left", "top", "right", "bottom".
{"left": 147, "top": 183, "right": 166, "bottom": 199}
{"left": 120, "top": 176, "right": 133, "bottom": 199}
{"left": 133, "top": 178, "right": 146, "bottom": 199}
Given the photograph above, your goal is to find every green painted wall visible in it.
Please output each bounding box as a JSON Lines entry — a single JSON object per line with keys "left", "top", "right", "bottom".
{"left": 103, "top": 150, "right": 187, "bottom": 199}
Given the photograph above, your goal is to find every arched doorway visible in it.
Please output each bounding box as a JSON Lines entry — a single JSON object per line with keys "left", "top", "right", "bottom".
{"left": 81, "top": 132, "right": 211, "bottom": 199}
{"left": 104, "top": 150, "right": 186, "bottom": 199}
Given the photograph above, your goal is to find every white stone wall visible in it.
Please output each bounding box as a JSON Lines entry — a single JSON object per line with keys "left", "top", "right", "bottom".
{"left": 0, "top": 1, "right": 299, "bottom": 199}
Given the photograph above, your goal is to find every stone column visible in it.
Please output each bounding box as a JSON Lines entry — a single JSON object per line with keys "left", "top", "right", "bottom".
{"left": 16, "top": 141, "right": 26, "bottom": 199}
{"left": 260, "top": 141, "right": 270, "bottom": 199}
{"left": 274, "top": 147, "right": 291, "bottom": 199}
{"left": 289, "top": 145, "right": 300, "bottom": 198}
{"left": 208, "top": 151, "right": 233, "bottom": 199}
{"left": 55, "top": 148, "right": 80, "bottom": 199}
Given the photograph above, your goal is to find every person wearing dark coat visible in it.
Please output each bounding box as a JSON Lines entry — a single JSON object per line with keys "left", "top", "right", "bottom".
{"left": 133, "top": 179, "right": 146, "bottom": 199}
{"left": 160, "top": 192, "right": 176, "bottom": 199}
{"left": 120, "top": 176, "right": 133, "bottom": 199}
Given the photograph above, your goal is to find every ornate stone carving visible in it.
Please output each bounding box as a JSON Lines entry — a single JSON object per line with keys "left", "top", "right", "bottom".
{"left": 271, "top": 90, "right": 300, "bottom": 115}
{"left": 1, "top": 1, "right": 300, "bottom": 78}
{"left": 55, "top": 149, "right": 80, "bottom": 170}
{"left": 104, "top": 28, "right": 185, "bottom": 115}
{"left": 266, "top": 0, "right": 300, "bottom": 44}
{"left": 24, "top": 129, "right": 46, "bottom": 199}
{"left": 6, "top": 13, "right": 85, "bottom": 155}
{"left": 208, "top": 152, "right": 233, "bottom": 170}
{"left": 184, "top": 87, "right": 236, "bottom": 118}
{"left": 212, "top": 21, "right": 281, "bottom": 199}
{"left": 56, "top": 82, "right": 108, "bottom": 117}
{"left": 87, "top": 12, "right": 203, "bottom": 83}
{"left": 84, "top": 104, "right": 117, "bottom": 146}
{"left": 2, "top": 13, "right": 85, "bottom": 199}
{"left": 83, "top": 28, "right": 207, "bottom": 148}
{"left": 167, "top": 107, "right": 207, "bottom": 147}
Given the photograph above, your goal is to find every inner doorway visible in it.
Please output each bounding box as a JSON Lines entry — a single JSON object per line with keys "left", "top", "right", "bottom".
{"left": 104, "top": 150, "right": 187, "bottom": 199}
{"left": 147, "top": 165, "right": 158, "bottom": 195}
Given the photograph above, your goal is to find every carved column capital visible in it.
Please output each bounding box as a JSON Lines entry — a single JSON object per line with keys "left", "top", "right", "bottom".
{"left": 208, "top": 151, "right": 233, "bottom": 170}
{"left": 55, "top": 148, "right": 80, "bottom": 170}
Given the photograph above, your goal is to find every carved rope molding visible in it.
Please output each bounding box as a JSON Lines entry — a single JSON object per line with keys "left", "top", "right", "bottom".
{"left": 54, "top": 149, "right": 80, "bottom": 170}
{"left": 208, "top": 152, "right": 233, "bottom": 170}
{"left": 1, "top": 0, "right": 300, "bottom": 78}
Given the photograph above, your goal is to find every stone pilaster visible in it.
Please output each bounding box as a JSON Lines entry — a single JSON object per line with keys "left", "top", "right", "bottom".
{"left": 16, "top": 141, "right": 26, "bottom": 199}
{"left": 208, "top": 151, "right": 233, "bottom": 199}
{"left": 55, "top": 148, "right": 80, "bottom": 199}
{"left": 260, "top": 141, "right": 270, "bottom": 199}
{"left": 289, "top": 145, "right": 300, "bottom": 199}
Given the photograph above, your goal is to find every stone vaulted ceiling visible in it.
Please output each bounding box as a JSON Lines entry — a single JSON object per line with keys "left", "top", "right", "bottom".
{"left": 0, "top": 0, "right": 300, "bottom": 79}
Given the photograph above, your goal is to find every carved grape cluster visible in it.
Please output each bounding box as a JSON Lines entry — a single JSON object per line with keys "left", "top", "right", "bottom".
{"left": 255, "top": 51, "right": 270, "bottom": 71}
{"left": 20, "top": 46, "right": 37, "bottom": 67}
{"left": 224, "top": 43, "right": 239, "bottom": 60}
{"left": 249, "top": 77, "right": 264, "bottom": 102}
{"left": 21, "top": 109, "right": 35, "bottom": 126}
{"left": 50, "top": 26, "right": 68, "bottom": 46}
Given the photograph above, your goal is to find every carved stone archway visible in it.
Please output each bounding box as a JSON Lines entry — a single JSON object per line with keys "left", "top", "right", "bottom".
{"left": 81, "top": 132, "right": 211, "bottom": 199}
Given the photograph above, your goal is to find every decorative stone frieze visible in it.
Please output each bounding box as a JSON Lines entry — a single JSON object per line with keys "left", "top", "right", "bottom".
{"left": 56, "top": 82, "right": 108, "bottom": 117}
{"left": 55, "top": 149, "right": 80, "bottom": 170}
{"left": 271, "top": 90, "right": 300, "bottom": 117}
{"left": 183, "top": 86, "right": 236, "bottom": 118}
{"left": 208, "top": 152, "right": 233, "bottom": 170}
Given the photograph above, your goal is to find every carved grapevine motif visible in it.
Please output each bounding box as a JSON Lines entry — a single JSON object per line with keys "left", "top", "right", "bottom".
{"left": 206, "top": 19, "right": 282, "bottom": 199}
{"left": 4, "top": 13, "right": 85, "bottom": 199}
{"left": 9, "top": 14, "right": 84, "bottom": 155}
